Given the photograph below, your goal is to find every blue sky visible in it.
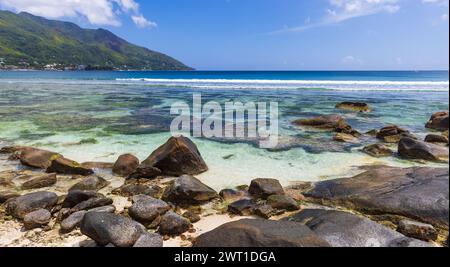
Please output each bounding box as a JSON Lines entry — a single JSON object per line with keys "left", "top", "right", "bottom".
{"left": 0, "top": 0, "right": 449, "bottom": 70}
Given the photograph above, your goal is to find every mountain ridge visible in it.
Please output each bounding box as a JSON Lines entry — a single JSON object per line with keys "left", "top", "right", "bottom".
{"left": 0, "top": 10, "right": 192, "bottom": 70}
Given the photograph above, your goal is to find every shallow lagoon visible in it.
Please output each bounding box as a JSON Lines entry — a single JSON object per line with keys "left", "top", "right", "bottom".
{"left": 0, "top": 73, "right": 448, "bottom": 190}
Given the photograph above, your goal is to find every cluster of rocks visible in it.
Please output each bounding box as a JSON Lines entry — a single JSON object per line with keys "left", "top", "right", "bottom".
{"left": 1, "top": 107, "right": 449, "bottom": 247}
{"left": 293, "top": 107, "right": 449, "bottom": 162}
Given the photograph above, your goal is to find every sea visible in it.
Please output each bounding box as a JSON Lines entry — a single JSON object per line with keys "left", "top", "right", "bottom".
{"left": 0, "top": 71, "right": 448, "bottom": 190}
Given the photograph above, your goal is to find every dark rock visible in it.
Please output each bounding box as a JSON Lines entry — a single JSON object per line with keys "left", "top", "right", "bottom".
{"left": 182, "top": 211, "right": 201, "bottom": 223}
{"left": 46, "top": 157, "right": 94, "bottom": 176}
{"left": 398, "top": 137, "right": 448, "bottom": 161}
{"left": 70, "top": 197, "right": 113, "bottom": 213}
{"left": 336, "top": 102, "right": 371, "bottom": 112}
{"left": 228, "top": 199, "right": 257, "bottom": 216}
{"left": 60, "top": 211, "right": 87, "bottom": 232}
{"left": 286, "top": 209, "right": 430, "bottom": 247}
{"left": 128, "top": 195, "right": 170, "bottom": 224}
{"left": 162, "top": 175, "right": 218, "bottom": 204}
{"left": 23, "top": 209, "right": 52, "bottom": 230}
{"left": 133, "top": 233, "right": 164, "bottom": 247}
{"left": 158, "top": 211, "right": 190, "bottom": 235}
{"left": 248, "top": 178, "right": 284, "bottom": 199}
{"left": 194, "top": 219, "right": 330, "bottom": 247}
{"left": 376, "top": 125, "right": 414, "bottom": 143}
{"left": 304, "top": 166, "right": 449, "bottom": 229}
{"left": 135, "top": 136, "right": 208, "bottom": 177}
{"left": 112, "top": 183, "right": 162, "bottom": 198}
{"left": 0, "top": 191, "right": 20, "bottom": 204}
{"left": 254, "top": 205, "right": 277, "bottom": 219}
{"left": 19, "top": 148, "right": 61, "bottom": 169}
{"left": 426, "top": 111, "right": 449, "bottom": 131}
{"left": 293, "top": 114, "right": 347, "bottom": 130}
{"left": 267, "top": 195, "right": 299, "bottom": 211}
{"left": 88, "top": 205, "right": 116, "bottom": 213}
{"left": 112, "top": 154, "right": 140, "bottom": 177}
{"left": 128, "top": 166, "right": 162, "bottom": 179}
{"left": 219, "top": 189, "right": 247, "bottom": 202}
{"left": 6, "top": 191, "right": 58, "bottom": 219}
{"left": 80, "top": 212, "right": 146, "bottom": 247}
{"left": 69, "top": 176, "right": 110, "bottom": 192}
{"left": 362, "top": 143, "right": 394, "bottom": 157}
{"left": 21, "top": 173, "right": 57, "bottom": 190}
{"left": 62, "top": 190, "right": 102, "bottom": 208}
{"left": 397, "top": 220, "right": 438, "bottom": 242}
{"left": 425, "top": 134, "right": 449, "bottom": 144}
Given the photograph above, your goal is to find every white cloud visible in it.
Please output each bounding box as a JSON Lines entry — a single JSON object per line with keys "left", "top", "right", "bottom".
{"left": 0, "top": 0, "right": 156, "bottom": 28}
{"left": 341, "top": 55, "right": 363, "bottom": 65}
{"left": 271, "top": 0, "right": 400, "bottom": 34}
{"left": 132, "top": 14, "right": 157, "bottom": 29}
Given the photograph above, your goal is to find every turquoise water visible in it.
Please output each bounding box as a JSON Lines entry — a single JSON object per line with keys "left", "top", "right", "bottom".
{"left": 0, "top": 71, "right": 448, "bottom": 190}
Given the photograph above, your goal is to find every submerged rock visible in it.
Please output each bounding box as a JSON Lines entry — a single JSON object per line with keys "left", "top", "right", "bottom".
{"left": 133, "top": 136, "right": 208, "bottom": 177}
{"left": 293, "top": 114, "right": 347, "bottom": 130}
{"left": 47, "top": 157, "right": 94, "bottom": 176}
{"left": 158, "top": 211, "right": 190, "bottom": 236}
{"left": 304, "top": 166, "right": 449, "bottom": 229}
{"left": 335, "top": 102, "right": 371, "bottom": 112}
{"left": 69, "top": 176, "right": 110, "bottom": 192}
{"left": 376, "top": 125, "right": 414, "bottom": 143}
{"left": 248, "top": 178, "right": 284, "bottom": 199}
{"left": 397, "top": 220, "right": 438, "bottom": 242}
{"left": 285, "top": 209, "right": 431, "bottom": 247}
{"left": 398, "top": 137, "right": 448, "bottom": 161}
{"left": 194, "top": 219, "right": 330, "bottom": 247}
{"left": 80, "top": 212, "right": 146, "bottom": 247}
{"left": 426, "top": 111, "right": 449, "bottom": 131}
{"left": 6, "top": 191, "right": 58, "bottom": 219}
{"left": 334, "top": 133, "right": 359, "bottom": 143}
{"left": 112, "top": 154, "right": 140, "bottom": 177}
{"left": 23, "top": 209, "right": 52, "bottom": 230}
{"left": 162, "top": 175, "right": 218, "bottom": 204}
{"left": 425, "top": 134, "right": 449, "bottom": 144}
{"left": 20, "top": 173, "right": 57, "bottom": 190}
{"left": 362, "top": 143, "right": 394, "bottom": 158}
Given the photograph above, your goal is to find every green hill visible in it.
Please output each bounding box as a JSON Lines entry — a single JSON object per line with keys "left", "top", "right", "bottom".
{"left": 0, "top": 10, "right": 192, "bottom": 70}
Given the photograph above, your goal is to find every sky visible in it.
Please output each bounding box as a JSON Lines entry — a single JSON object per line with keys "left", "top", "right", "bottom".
{"left": 0, "top": 0, "right": 449, "bottom": 70}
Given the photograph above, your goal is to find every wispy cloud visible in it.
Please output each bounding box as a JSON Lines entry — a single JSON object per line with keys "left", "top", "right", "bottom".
{"left": 0, "top": 0, "right": 157, "bottom": 28}
{"left": 270, "top": 0, "right": 400, "bottom": 34}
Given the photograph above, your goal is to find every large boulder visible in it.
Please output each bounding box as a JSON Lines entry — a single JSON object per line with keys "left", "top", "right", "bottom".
{"left": 112, "top": 154, "right": 140, "bottom": 177}
{"left": 162, "top": 175, "right": 218, "bottom": 204}
{"left": 398, "top": 137, "right": 448, "bottom": 161}
{"left": 47, "top": 157, "right": 94, "bottom": 176}
{"left": 304, "top": 166, "right": 449, "bottom": 230}
{"left": 285, "top": 209, "right": 430, "bottom": 247}
{"left": 133, "top": 136, "right": 208, "bottom": 177}
{"left": 19, "top": 148, "right": 61, "bottom": 169}
{"left": 20, "top": 173, "right": 57, "bottom": 190}
{"left": 80, "top": 212, "right": 146, "bottom": 247}
{"left": 248, "top": 178, "right": 284, "bottom": 199}
{"left": 128, "top": 195, "right": 170, "bottom": 224}
{"left": 426, "top": 111, "right": 449, "bottom": 131}
{"left": 158, "top": 211, "right": 191, "bottom": 236}
{"left": 69, "top": 176, "right": 110, "bottom": 192}
{"left": 194, "top": 219, "right": 330, "bottom": 247}
{"left": 6, "top": 191, "right": 58, "bottom": 219}
{"left": 335, "top": 102, "right": 371, "bottom": 113}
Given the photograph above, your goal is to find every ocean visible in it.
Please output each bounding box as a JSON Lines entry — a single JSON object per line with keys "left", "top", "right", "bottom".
{"left": 0, "top": 71, "right": 448, "bottom": 190}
